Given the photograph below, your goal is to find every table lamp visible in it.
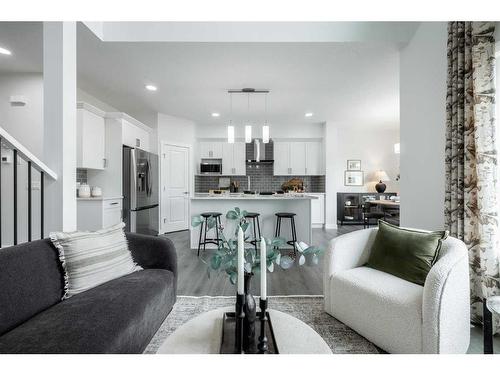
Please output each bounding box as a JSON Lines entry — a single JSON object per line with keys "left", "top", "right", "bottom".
{"left": 375, "top": 170, "right": 390, "bottom": 193}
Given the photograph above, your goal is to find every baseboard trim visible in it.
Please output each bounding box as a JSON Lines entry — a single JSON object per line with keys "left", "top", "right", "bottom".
{"left": 178, "top": 295, "right": 324, "bottom": 299}
{"left": 325, "top": 223, "right": 338, "bottom": 229}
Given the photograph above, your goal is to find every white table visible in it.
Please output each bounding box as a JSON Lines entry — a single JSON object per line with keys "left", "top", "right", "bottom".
{"left": 157, "top": 307, "right": 332, "bottom": 354}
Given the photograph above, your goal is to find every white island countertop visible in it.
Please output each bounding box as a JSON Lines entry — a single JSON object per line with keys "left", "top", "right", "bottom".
{"left": 191, "top": 193, "right": 319, "bottom": 200}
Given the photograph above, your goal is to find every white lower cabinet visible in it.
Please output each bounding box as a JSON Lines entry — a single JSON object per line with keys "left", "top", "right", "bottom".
{"left": 309, "top": 193, "right": 325, "bottom": 227}
{"left": 77, "top": 198, "right": 123, "bottom": 231}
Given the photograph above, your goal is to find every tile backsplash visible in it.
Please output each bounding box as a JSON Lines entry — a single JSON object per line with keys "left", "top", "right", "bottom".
{"left": 76, "top": 168, "right": 88, "bottom": 184}
{"left": 195, "top": 163, "right": 325, "bottom": 193}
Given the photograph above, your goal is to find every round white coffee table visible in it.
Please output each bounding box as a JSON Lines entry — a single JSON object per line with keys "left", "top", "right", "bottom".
{"left": 157, "top": 307, "right": 332, "bottom": 354}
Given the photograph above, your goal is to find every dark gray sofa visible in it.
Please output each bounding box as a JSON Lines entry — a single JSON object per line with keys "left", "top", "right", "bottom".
{"left": 0, "top": 233, "right": 177, "bottom": 354}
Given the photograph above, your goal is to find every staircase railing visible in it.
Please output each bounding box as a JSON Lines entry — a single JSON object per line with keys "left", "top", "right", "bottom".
{"left": 0, "top": 126, "right": 57, "bottom": 247}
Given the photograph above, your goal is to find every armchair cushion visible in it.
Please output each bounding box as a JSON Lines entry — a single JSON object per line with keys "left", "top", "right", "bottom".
{"left": 367, "top": 221, "right": 448, "bottom": 286}
{"left": 329, "top": 266, "right": 424, "bottom": 353}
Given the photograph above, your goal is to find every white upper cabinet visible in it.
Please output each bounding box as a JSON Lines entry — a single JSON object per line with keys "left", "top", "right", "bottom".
{"left": 273, "top": 141, "right": 323, "bottom": 176}
{"left": 122, "top": 120, "right": 150, "bottom": 152}
{"left": 273, "top": 141, "right": 306, "bottom": 175}
{"left": 273, "top": 142, "right": 290, "bottom": 175}
{"left": 289, "top": 142, "right": 306, "bottom": 175}
{"left": 77, "top": 105, "right": 106, "bottom": 170}
{"left": 233, "top": 142, "right": 246, "bottom": 175}
{"left": 222, "top": 142, "right": 246, "bottom": 175}
{"left": 305, "top": 141, "right": 323, "bottom": 175}
{"left": 199, "top": 142, "right": 223, "bottom": 159}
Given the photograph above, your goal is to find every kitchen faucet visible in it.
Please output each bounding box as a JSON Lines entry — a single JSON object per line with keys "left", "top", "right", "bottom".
{"left": 247, "top": 175, "right": 251, "bottom": 191}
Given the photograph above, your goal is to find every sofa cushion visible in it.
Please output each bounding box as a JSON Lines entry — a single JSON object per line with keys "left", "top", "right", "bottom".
{"left": 50, "top": 223, "right": 142, "bottom": 299}
{"left": 367, "top": 220, "right": 448, "bottom": 285}
{"left": 0, "top": 239, "right": 64, "bottom": 336}
{"left": 0, "top": 269, "right": 175, "bottom": 353}
{"left": 329, "top": 266, "right": 423, "bottom": 353}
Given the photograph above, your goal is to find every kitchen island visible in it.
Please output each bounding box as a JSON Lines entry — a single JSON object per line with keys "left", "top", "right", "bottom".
{"left": 190, "top": 193, "right": 318, "bottom": 249}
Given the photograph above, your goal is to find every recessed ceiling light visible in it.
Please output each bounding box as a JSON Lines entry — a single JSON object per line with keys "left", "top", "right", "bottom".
{"left": 0, "top": 47, "right": 12, "bottom": 56}
{"left": 211, "top": 112, "right": 220, "bottom": 117}
{"left": 305, "top": 112, "right": 314, "bottom": 118}
{"left": 145, "top": 84, "right": 157, "bottom": 91}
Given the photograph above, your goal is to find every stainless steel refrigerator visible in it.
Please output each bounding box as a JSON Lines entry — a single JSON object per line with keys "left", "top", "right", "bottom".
{"left": 123, "top": 146, "right": 159, "bottom": 235}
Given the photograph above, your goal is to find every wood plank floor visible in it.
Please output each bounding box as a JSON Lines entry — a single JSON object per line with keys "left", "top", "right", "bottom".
{"left": 163, "top": 225, "right": 500, "bottom": 354}
{"left": 165, "top": 225, "right": 362, "bottom": 297}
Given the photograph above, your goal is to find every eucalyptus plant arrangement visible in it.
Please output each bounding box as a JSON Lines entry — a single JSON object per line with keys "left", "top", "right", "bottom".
{"left": 191, "top": 207, "right": 323, "bottom": 284}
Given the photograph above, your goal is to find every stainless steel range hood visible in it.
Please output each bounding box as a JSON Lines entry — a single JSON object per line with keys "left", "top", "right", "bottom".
{"left": 246, "top": 139, "right": 273, "bottom": 163}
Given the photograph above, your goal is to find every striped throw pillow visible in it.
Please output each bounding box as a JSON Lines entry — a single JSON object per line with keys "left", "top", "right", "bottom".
{"left": 50, "top": 222, "right": 142, "bottom": 299}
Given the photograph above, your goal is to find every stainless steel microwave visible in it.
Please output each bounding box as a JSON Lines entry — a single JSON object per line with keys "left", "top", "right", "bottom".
{"left": 200, "top": 159, "right": 222, "bottom": 174}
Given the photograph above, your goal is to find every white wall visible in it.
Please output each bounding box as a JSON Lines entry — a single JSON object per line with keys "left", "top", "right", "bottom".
{"left": 157, "top": 113, "right": 196, "bottom": 146}
{"left": 400, "top": 22, "right": 447, "bottom": 231}
{"left": 77, "top": 88, "right": 119, "bottom": 112}
{"left": 324, "top": 122, "right": 400, "bottom": 228}
{"left": 0, "top": 73, "right": 44, "bottom": 246}
{"left": 156, "top": 113, "right": 197, "bottom": 183}
{"left": 0, "top": 73, "right": 44, "bottom": 158}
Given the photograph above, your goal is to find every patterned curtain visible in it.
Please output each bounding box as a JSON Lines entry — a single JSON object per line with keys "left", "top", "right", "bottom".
{"left": 445, "top": 21, "right": 499, "bottom": 327}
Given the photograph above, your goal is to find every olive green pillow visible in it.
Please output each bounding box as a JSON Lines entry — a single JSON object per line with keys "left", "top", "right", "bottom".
{"left": 367, "top": 221, "right": 448, "bottom": 286}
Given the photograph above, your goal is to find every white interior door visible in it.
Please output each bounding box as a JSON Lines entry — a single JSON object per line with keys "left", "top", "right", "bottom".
{"left": 161, "top": 144, "right": 190, "bottom": 233}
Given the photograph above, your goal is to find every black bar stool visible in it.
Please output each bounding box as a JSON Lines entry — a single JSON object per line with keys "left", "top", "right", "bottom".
{"left": 274, "top": 212, "right": 297, "bottom": 255}
{"left": 244, "top": 212, "right": 262, "bottom": 251}
{"left": 197, "top": 212, "right": 223, "bottom": 256}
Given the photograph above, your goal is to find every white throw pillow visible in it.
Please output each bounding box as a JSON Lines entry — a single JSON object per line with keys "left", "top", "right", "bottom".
{"left": 50, "top": 222, "right": 142, "bottom": 299}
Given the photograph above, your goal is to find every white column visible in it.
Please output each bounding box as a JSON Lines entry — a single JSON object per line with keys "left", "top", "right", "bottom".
{"left": 43, "top": 22, "right": 77, "bottom": 234}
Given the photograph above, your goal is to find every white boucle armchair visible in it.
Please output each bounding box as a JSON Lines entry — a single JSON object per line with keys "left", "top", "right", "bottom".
{"left": 323, "top": 228, "right": 470, "bottom": 354}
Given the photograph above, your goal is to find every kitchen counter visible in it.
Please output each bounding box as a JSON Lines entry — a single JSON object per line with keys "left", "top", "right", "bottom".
{"left": 76, "top": 196, "right": 123, "bottom": 201}
{"left": 190, "top": 193, "right": 315, "bottom": 249}
{"left": 191, "top": 193, "right": 318, "bottom": 200}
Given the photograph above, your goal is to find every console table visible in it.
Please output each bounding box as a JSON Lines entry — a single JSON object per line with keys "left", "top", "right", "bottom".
{"left": 337, "top": 192, "right": 398, "bottom": 226}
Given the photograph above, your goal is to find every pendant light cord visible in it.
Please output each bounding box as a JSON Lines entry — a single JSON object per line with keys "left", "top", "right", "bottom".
{"left": 265, "top": 93, "right": 268, "bottom": 126}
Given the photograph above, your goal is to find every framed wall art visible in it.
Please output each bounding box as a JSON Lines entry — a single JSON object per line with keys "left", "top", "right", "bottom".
{"left": 344, "top": 170, "right": 364, "bottom": 186}
{"left": 347, "top": 160, "right": 361, "bottom": 170}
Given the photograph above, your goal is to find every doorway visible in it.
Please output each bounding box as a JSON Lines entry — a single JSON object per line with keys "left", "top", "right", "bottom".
{"left": 160, "top": 142, "right": 190, "bottom": 233}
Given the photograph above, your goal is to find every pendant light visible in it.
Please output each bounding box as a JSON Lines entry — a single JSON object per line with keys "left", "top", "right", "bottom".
{"left": 245, "top": 93, "right": 252, "bottom": 143}
{"left": 227, "top": 125, "right": 235, "bottom": 144}
{"left": 227, "top": 92, "right": 234, "bottom": 144}
{"left": 262, "top": 93, "right": 270, "bottom": 143}
{"left": 245, "top": 125, "right": 252, "bottom": 143}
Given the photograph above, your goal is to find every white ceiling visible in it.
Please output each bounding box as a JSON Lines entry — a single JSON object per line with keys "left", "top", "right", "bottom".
{"left": 87, "top": 21, "right": 418, "bottom": 44}
{"left": 0, "top": 22, "right": 42, "bottom": 73}
{"left": 77, "top": 24, "right": 401, "bottom": 129}
{"left": 0, "top": 22, "right": 404, "bottom": 130}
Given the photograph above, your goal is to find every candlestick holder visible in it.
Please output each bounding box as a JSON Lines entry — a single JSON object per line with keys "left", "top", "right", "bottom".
{"left": 235, "top": 293, "right": 245, "bottom": 354}
{"left": 258, "top": 298, "right": 269, "bottom": 354}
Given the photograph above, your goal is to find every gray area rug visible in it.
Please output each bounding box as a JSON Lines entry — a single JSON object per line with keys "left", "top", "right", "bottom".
{"left": 144, "top": 295, "right": 378, "bottom": 354}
